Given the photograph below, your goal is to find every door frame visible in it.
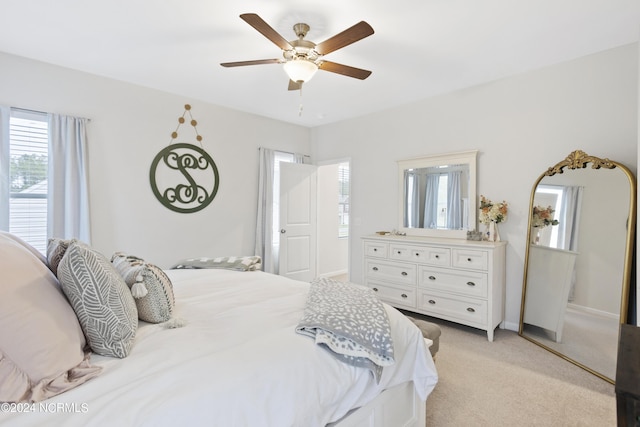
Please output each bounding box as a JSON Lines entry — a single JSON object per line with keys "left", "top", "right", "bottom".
{"left": 316, "top": 157, "right": 351, "bottom": 281}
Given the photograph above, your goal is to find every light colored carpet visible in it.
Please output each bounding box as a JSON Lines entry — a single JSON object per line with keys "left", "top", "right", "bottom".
{"left": 522, "top": 306, "right": 618, "bottom": 380}
{"left": 404, "top": 313, "right": 616, "bottom": 427}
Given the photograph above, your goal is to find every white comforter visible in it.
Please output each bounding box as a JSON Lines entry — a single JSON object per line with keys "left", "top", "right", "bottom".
{"left": 0, "top": 269, "right": 438, "bottom": 427}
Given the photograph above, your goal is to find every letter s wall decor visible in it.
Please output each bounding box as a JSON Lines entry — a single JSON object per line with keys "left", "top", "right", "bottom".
{"left": 149, "top": 104, "right": 220, "bottom": 213}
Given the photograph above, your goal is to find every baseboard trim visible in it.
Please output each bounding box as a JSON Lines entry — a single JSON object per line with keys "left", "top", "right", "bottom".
{"left": 502, "top": 320, "right": 520, "bottom": 332}
{"left": 318, "top": 269, "right": 348, "bottom": 279}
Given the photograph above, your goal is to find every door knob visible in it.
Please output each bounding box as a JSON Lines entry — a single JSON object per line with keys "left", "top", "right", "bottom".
{"left": 280, "top": 229, "right": 286, "bottom": 234}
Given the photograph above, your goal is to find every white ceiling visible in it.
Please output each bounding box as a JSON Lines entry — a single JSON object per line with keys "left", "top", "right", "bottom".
{"left": 0, "top": 1, "right": 638, "bottom": 127}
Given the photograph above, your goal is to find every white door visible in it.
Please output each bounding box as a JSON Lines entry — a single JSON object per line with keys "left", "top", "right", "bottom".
{"left": 279, "top": 162, "right": 317, "bottom": 281}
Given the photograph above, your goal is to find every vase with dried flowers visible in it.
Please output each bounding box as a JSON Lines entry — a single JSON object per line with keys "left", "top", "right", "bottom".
{"left": 530, "top": 205, "right": 559, "bottom": 244}
{"left": 479, "top": 195, "right": 508, "bottom": 242}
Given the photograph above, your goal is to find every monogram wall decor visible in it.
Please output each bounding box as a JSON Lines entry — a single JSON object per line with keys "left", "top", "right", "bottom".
{"left": 149, "top": 104, "right": 220, "bottom": 213}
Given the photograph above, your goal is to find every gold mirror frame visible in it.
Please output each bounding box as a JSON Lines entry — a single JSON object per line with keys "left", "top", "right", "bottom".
{"left": 518, "top": 150, "right": 637, "bottom": 384}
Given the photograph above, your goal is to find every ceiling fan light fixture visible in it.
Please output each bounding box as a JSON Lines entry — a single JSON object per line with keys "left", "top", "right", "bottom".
{"left": 283, "top": 59, "right": 318, "bottom": 83}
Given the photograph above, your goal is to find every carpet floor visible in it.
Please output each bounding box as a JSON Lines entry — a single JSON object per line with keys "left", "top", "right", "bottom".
{"left": 405, "top": 314, "right": 617, "bottom": 427}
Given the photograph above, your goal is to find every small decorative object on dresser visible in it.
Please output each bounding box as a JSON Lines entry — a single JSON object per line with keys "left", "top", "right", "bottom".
{"left": 362, "top": 234, "right": 507, "bottom": 341}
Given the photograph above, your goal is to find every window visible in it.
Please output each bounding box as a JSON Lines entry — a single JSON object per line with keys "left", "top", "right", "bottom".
{"left": 8, "top": 110, "right": 48, "bottom": 253}
{"left": 338, "top": 162, "right": 349, "bottom": 238}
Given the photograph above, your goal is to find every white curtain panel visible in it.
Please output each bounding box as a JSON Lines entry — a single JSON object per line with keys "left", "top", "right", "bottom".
{"left": 446, "top": 171, "right": 462, "bottom": 230}
{"left": 255, "top": 147, "right": 276, "bottom": 273}
{"left": 559, "top": 185, "right": 583, "bottom": 301}
{"left": 559, "top": 185, "right": 583, "bottom": 251}
{"left": 47, "top": 114, "right": 91, "bottom": 243}
{"left": 0, "top": 106, "right": 9, "bottom": 230}
{"left": 423, "top": 174, "right": 439, "bottom": 229}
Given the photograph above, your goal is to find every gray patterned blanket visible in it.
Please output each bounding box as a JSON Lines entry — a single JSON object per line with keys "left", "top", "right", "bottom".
{"left": 295, "top": 277, "right": 395, "bottom": 382}
{"left": 171, "top": 256, "right": 262, "bottom": 271}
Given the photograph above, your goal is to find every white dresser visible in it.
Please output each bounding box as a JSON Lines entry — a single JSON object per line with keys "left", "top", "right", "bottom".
{"left": 362, "top": 235, "right": 507, "bottom": 341}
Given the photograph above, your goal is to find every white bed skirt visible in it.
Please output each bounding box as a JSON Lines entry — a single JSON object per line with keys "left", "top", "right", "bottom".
{"left": 330, "top": 381, "right": 426, "bottom": 427}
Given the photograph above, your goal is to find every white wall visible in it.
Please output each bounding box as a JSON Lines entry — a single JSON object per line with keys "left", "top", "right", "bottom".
{"left": 317, "top": 163, "right": 348, "bottom": 277}
{"left": 0, "top": 52, "right": 311, "bottom": 268}
{"left": 311, "top": 43, "right": 639, "bottom": 330}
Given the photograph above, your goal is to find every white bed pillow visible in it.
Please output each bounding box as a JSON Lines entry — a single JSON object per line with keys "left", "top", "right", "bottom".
{"left": 0, "top": 230, "right": 48, "bottom": 266}
{"left": 112, "top": 253, "right": 175, "bottom": 324}
{"left": 0, "top": 234, "right": 102, "bottom": 402}
{"left": 58, "top": 241, "right": 138, "bottom": 358}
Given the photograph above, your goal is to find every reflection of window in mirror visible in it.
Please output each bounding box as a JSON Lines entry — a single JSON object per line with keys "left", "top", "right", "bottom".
{"left": 404, "top": 164, "right": 468, "bottom": 230}
{"left": 534, "top": 184, "right": 583, "bottom": 250}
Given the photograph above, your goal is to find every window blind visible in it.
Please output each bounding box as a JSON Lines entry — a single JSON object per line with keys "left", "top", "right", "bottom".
{"left": 9, "top": 110, "right": 48, "bottom": 253}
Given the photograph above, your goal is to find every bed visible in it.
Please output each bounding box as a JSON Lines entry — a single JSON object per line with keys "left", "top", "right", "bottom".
{"left": 0, "top": 233, "right": 438, "bottom": 427}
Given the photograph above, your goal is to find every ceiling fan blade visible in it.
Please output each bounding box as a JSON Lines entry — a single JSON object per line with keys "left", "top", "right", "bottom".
{"left": 318, "top": 61, "right": 372, "bottom": 80}
{"left": 220, "top": 59, "right": 281, "bottom": 67}
{"left": 288, "top": 80, "right": 302, "bottom": 91}
{"left": 315, "top": 21, "right": 374, "bottom": 55}
{"left": 240, "top": 13, "right": 293, "bottom": 51}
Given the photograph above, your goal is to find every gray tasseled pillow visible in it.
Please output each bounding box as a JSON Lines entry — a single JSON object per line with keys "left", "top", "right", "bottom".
{"left": 111, "top": 253, "right": 175, "bottom": 324}
{"left": 57, "top": 242, "right": 138, "bottom": 358}
{"left": 46, "top": 237, "right": 71, "bottom": 276}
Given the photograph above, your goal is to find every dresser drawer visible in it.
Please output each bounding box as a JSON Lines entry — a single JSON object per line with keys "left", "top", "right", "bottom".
{"left": 419, "top": 266, "right": 488, "bottom": 298}
{"left": 389, "top": 244, "right": 450, "bottom": 266}
{"left": 364, "top": 259, "right": 416, "bottom": 285}
{"left": 418, "top": 291, "right": 487, "bottom": 327}
{"left": 366, "top": 280, "right": 416, "bottom": 309}
{"left": 452, "top": 248, "right": 488, "bottom": 271}
{"left": 364, "top": 241, "right": 388, "bottom": 258}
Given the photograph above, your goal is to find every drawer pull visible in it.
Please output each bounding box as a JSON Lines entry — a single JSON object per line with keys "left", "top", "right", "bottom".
{"left": 372, "top": 267, "right": 379, "bottom": 271}
{"left": 397, "top": 250, "right": 402, "bottom": 254}
{"left": 372, "top": 287, "right": 378, "bottom": 292}
{"left": 428, "top": 275, "right": 436, "bottom": 281}
{"left": 401, "top": 294, "right": 408, "bottom": 299}
{"left": 467, "top": 258, "right": 472, "bottom": 262}
{"left": 467, "top": 281, "right": 476, "bottom": 287}
{"left": 415, "top": 253, "right": 420, "bottom": 257}
{"left": 401, "top": 271, "right": 408, "bottom": 276}
{"left": 435, "top": 255, "right": 439, "bottom": 259}
{"left": 373, "top": 248, "right": 377, "bottom": 251}
{"left": 466, "top": 307, "right": 475, "bottom": 313}
{"left": 428, "top": 300, "right": 436, "bottom": 305}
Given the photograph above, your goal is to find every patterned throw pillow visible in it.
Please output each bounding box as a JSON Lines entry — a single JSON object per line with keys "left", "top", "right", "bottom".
{"left": 111, "top": 253, "right": 175, "bottom": 324}
{"left": 47, "top": 237, "right": 71, "bottom": 276}
{"left": 57, "top": 242, "right": 138, "bottom": 358}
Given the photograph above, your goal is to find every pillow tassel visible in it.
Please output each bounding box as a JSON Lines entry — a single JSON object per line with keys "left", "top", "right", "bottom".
{"left": 131, "top": 274, "right": 148, "bottom": 299}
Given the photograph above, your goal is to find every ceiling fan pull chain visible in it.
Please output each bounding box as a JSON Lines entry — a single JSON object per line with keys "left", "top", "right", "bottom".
{"left": 299, "top": 85, "right": 304, "bottom": 117}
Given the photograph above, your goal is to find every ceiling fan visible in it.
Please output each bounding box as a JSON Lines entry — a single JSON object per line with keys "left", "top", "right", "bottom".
{"left": 221, "top": 13, "right": 374, "bottom": 90}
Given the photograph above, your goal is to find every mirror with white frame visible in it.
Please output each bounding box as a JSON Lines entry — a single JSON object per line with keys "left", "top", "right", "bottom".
{"left": 519, "top": 150, "right": 636, "bottom": 384}
{"left": 397, "top": 150, "right": 478, "bottom": 238}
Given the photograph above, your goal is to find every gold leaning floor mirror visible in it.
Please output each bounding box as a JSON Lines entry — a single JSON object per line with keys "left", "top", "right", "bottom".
{"left": 519, "top": 150, "right": 636, "bottom": 384}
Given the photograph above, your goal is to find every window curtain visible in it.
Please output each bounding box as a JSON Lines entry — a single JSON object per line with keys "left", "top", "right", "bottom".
{"left": 404, "top": 170, "right": 420, "bottom": 228}
{"left": 47, "top": 114, "right": 91, "bottom": 243}
{"left": 558, "top": 186, "right": 583, "bottom": 252}
{"left": 255, "top": 147, "right": 276, "bottom": 273}
{"left": 446, "top": 171, "right": 462, "bottom": 230}
{"left": 423, "top": 173, "right": 439, "bottom": 229}
{"left": 255, "top": 147, "right": 308, "bottom": 274}
{"left": 0, "top": 106, "right": 9, "bottom": 231}
{"left": 558, "top": 185, "right": 583, "bottom": 301}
